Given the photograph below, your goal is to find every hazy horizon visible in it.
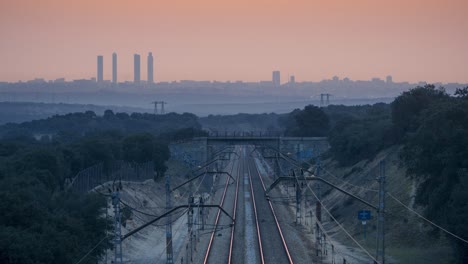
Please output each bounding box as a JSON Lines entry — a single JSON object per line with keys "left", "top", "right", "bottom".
{"left": 2, "top": 0, "right": 468, "bottom": 83}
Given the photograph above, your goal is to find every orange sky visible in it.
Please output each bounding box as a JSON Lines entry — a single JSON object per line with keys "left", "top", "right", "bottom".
{"left": 1, "top": 0, "right": 467, "bottom": 83}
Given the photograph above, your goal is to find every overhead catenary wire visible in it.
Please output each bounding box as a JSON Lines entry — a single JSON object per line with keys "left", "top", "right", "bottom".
{"left": 162, "top": 151, "right": 237, "bottom": 262}
{"left": 311, "top": 155, "right": 468, "bottom": 245}
{"left": 321, "top": 167, "right": 379, "bottom": 193}
{"left": 254, "top": 151, "right": 352, "bottom": 263}
{"left": 258, "top": 148, "right": 380, "bottom": 263}
{"left": 74, "top": 235, "right": 109, "bottom": 264}
{"left": 304, "top": 181, "right": 380, "bottom": 264}
{"left": 387, "top": 192, "right": 468, "bottom": 244}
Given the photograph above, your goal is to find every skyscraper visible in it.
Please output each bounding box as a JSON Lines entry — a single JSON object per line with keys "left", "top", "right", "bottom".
{"left": 97, "top": 55, "right": 103, "bottom": 82}
{"left": 147, "top": 52, "right": 154, "bottom": 84}
{"left": 272, "top": 70, "right": 280, "bottom": 86}
{"left": 112, "top": 52, "right": 117, "bottom": 84}
{"left": 386, "top": 75, "right": 393, "bottom": 84}
{"left": 134, "top": 54, "right": 141, "bottom": 83}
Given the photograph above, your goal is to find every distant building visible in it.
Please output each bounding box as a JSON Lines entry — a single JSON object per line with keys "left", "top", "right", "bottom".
{"left": 386, "top": 75, "right": 393, "bottom": 83}
{"left": 290, "top": 75, "right": 295, "bottom": 84}
{"left": 97, "top": 55, "right": 103, "bottom": 82}
{"left": 147, "top": 52, "right": 154, "bottom": 83}
{"left": 332, "top": 76, "right": 339, "bottom": 82}
{"left": 112, "top": 52, "right": 117, "bottom": 84}
{"left": 134, "top": 54, "right": 141, "bottom": 83}
{"left": 272, "top": 71, "right": 280, "bottom": 86}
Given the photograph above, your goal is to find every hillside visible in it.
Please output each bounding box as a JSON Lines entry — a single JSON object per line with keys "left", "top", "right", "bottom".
{"left": 317, "top": 146, "right": 455, "bottom": 263}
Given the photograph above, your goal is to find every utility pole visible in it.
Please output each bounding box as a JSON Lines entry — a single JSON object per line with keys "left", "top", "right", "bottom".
{"left": 160, "top": 101, "right": 166, "bottom": 115}
{"left": 188, "top": 196, "right": 194, "bottom": 263}
{"left": 274, "top": 153, "right": 281, "bottom": 180}
{"left": 105, "top": 198, "right": 109, "bottom": 264}
{"left": 315, "top": 147, "right": 322, "bottom": 261}
{"left": 111, "top": 189, "right": 123, "bottom": 264}
{"left": 151, "top": 101, "right": 167, "bottom": 115}
{"left": 166, "top": 174, "right": 174, "bottom": 264}
{"left": 294, "top": 171, "right": 302, "bottom": 224}
{"left": 152, "top": 101, "right": 159, "bottom": 115}
{"left": 199, "top": 196, "right": 205, "bottom": 230}
{"left": 376, "top": 160, "right": 386, "bottom": 264}
{"left": 315, "top": 203, "right": 322, "bottom": 260}
{"left": 320, "top": 93, "right": 331, "bottom": 107}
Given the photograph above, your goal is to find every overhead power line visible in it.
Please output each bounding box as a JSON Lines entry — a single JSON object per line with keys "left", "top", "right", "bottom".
{"left": 387, "top": 192, "right": 468, "bottom": 244}
{"left": 74, "top": 235, "right": 109, "bottom": 264}
{"left": 304, "top": 181, "right": 380, "bottom": 264}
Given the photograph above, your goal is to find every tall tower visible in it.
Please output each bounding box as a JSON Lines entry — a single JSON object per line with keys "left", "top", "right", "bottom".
{"left": 134, "top": 54, "right": 141, "bottom": 83}
{"left": 386, "top": 75, "right": 393, "bottom": 84}
{"left": 97, "top": 55, "right": 103, "bottom": 82}
{"left": 272, "top": 70, "right": 280, "bottom": 86}
{"left": 112, "top": 52, "right": 117, "bottom": 84}
{"left": 147, "top": 52, "right": 154, "bottom": 84}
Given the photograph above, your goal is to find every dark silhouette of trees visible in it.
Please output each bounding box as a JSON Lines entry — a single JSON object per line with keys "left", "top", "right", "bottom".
{"left": 0, "top": 111, "right": 205, "bottom": 263}
{"left": 284, "top": 105, "right": 330, "bottom": 137}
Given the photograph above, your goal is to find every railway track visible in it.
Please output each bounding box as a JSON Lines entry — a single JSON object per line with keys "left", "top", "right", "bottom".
{"left": 250, "top": 152, "right": 294, "bottom": 264}
{"left": 227, "top": 149, "right": 241, "bottom": 264}
{"left": 203, "top": 147, "right": 294, "bottom": 264}
{"left": 203, "top": 146, "right": 294, "bottom": 264}
{"left": 246, "top": 151, "right": 294, "bottom": 264}
{"left": 203, "top": 148, "right": 239, "bottom": 263}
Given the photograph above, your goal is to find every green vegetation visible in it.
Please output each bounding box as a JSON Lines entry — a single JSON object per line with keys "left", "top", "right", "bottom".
{"left": 397, "top": 86, "right": 468, "bottom": 262}
{"left": 296, "top": 85, "right": 468, "bottom": 262}
{"left": 283, "top": 105, "right": 330, "bottom": 137}
{"left": 326, "top": 103, "right": 395, "bottom": 165}
{"left": 0, "top": 111, "right": 205, "bottom": 263}
{"left": 0, "top": 110, "right": 201, "bottom": 141}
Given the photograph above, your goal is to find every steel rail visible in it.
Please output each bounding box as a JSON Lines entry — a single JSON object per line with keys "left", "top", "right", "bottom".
{"left": 251, "top": 154, "right": 294, "bottom": 264}
{"left": 247, "top": 152, "right": 266, "bottom": 264}
{"left": 203, "top": 152, "right": 237, "bottom": 264}
{"left": 228, "top": 150, "right": 242, "bottom": 264}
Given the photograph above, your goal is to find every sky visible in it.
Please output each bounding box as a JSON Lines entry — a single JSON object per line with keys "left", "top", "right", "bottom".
{"left": 1, "top": 0, "right": 468, "bottom": 83}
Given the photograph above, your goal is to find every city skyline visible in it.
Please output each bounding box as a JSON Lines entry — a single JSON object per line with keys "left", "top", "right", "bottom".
{"left": 1, "top": 0, "right": 468, "bottom": 83}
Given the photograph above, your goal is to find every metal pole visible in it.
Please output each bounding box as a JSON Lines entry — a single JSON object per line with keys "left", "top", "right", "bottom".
{"left": 200, "top": 196, "right": 205, "bottom": 230}
{"left": 376, "top": 160, "right": 386, "bottom": 264}
{"left": 166, "top": 175, "right": 174, "bottom": 264}
{"left": 188, "top": 196, "right": 194, "bottom": 262}
{"left": 296, "top": 181, "right": 301, "bottom": 224}
{"left": 112, "top": 191, "right": 123, "bottom": 264}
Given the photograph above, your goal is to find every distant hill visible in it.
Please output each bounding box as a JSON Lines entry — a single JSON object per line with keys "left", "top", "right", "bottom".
{"left": 0, "top": 101, "right": 151, "bottom": 125}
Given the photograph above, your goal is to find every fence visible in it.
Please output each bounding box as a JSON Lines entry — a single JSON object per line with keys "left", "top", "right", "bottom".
{"left": 67, "top": 160, "right": 154, "bottom": 193}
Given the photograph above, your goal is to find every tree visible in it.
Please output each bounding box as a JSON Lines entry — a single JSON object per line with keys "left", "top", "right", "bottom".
{"left": 285, "top": 105, "right": 330, "bottom": 136}
{"left": 391, "top": 85, "right": 448, "bottom": 137}
{"left": 454, "top": 86, "right": 468, "bottom": 98}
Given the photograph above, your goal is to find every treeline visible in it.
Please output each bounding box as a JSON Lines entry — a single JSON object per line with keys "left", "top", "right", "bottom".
{"left": 0, "top": 102, "right": 148, "bottom": 125}
{"left": 396, "top": 86, "right": 468, "bottom": 262}
{"left": 0, "top": 110, "right": 202, "bottom": 141}
{"left": 0, "top": 111, "right": 206, "bottom": 263}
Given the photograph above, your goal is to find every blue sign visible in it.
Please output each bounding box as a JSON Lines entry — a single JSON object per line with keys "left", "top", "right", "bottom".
{"left": 297, "top": 149, "right": 313, "bottom": 159}
{"left": 358, "top": 210, "right": 371, "bottom": 220}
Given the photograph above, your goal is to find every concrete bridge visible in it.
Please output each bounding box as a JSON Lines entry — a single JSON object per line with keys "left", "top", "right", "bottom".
{"left": 169, "top": 135, "right": 329, "bottom": 168}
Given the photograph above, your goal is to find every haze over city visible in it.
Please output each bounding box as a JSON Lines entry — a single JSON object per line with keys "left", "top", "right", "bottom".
{"left": 1, "top": 0, "right": 468, "bottom": 83}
